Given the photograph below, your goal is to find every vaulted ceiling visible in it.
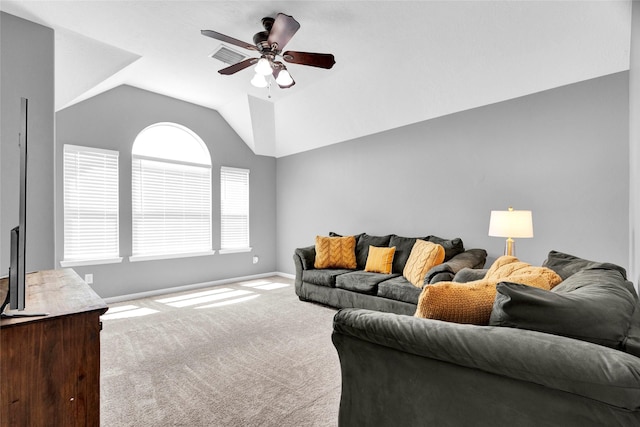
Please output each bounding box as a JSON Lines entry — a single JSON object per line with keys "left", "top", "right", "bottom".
{"left": 0, "top": 1, "right": 631, "bottom": 158}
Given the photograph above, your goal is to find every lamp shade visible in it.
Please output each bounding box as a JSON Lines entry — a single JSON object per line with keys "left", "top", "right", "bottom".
{"left": 488, "top": 209, "right": 533, "bottom": 238}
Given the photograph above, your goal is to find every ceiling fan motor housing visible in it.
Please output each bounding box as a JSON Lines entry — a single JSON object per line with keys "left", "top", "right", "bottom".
{"left": 261, "top": 17, "right": 275, "bottom": 31}
{"left": 253, "top": 31, "right": 274, "bottom": 53}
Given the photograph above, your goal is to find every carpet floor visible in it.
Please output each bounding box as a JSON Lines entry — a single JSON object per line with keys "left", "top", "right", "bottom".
{"left": 100, "top": 276, "right": 341, "bottom": 426}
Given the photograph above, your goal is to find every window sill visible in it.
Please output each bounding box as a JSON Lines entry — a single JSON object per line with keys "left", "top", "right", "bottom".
{"left": 218, "top": 247, "right": 252, "bottom": 254}
{"left": 129, "top": 250, "right": 216, "bottom": 263}
{"left": 60, "top": 257, "right": 123, "bottom": 268}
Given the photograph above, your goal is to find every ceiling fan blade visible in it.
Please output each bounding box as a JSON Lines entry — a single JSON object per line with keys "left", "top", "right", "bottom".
{"left": 267, "top": 13, "right": 300, "bottom": 51}
{"left": 282, "top": 51, "right": 336, "bottom": 69}
{"left": 201, "top": 30, "right": 257, "bottom": 51}
{"left": 218, "top": 58, "right": 259, "bottom": 75}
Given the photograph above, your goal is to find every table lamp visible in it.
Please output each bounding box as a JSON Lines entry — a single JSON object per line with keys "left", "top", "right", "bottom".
{"left": 488, "top": 207, "right": 533, "bottom": 256}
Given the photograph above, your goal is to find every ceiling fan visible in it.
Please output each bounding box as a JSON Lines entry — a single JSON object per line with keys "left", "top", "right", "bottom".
{"left": 201, "top": 13, "right": 336, "bottom": 89}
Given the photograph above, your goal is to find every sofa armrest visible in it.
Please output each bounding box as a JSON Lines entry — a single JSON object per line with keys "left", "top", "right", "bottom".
{"left": 293, "top": 246, "right": 316, "bottom": 292}
{"left": 453, "top": 267, "right": 488, "bottom": 283}
{"left": 424, "top": 248, "right": 488, "bottom": 284}
{"left": 332, "top": 308, "right": 640, "bottom": 410}
{"left": 294, "top": 245, "right": 316, "bottom": 270}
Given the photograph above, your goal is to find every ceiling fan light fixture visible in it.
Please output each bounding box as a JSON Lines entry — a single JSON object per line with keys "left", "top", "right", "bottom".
{"left": 255, "top": 57, "right": 273, "bottom": 76}
{"left": 250, "top": 73, "right": 268, "bottom": 88}
{"left": 275, "top": 69, "right": 294, "bottom": 87}
{"left": 202, "top": 13, "right": 335, "bottom": 92}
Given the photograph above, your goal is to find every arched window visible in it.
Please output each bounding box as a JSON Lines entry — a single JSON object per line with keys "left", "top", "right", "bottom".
{"left": 131, "top": 122, "right": 212, "bottom": 261}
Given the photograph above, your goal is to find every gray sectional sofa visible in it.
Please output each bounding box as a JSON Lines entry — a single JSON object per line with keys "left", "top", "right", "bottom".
{"left": 332, "top": 251, "right": 640, "bottom": 426}
{"left": 294, "top": 233, "right": 487, "bottom": 315}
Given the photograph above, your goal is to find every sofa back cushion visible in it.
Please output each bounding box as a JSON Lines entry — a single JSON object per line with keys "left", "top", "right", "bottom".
{"left": 489, "top": 268, "right": 638, "bottom": 349}
{"left": 425, "top": 235, "right": 465, "bottom": 261}
{"left": 542, "top": 250, "right": 627, "bottom": 280}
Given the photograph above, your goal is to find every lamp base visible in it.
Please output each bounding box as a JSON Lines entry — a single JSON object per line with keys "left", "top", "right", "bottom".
{"left": 504, "top": 238, "right": 515, "bottom": 257}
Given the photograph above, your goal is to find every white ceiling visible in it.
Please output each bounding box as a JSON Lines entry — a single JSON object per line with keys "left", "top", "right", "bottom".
{"left": 0, "top": 1, "right": 632, "bottom": 158}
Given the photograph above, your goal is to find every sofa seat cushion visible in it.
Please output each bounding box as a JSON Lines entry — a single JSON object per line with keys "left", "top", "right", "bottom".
{"left": 336, "top": 271, "right": 400, "bottom": 295}
{"left": 377, "top": 276, "right": 422, "bottom": 304}
{"left": 490, "top": 268, "right": 638, "bottom": 349}
{"left": 302, "top": 269, "right": 352, "bottom": 288}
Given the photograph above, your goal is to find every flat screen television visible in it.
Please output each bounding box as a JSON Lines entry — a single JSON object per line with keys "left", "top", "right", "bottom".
{"left": 1, "top": 98, "right": 38, "bottom": 317}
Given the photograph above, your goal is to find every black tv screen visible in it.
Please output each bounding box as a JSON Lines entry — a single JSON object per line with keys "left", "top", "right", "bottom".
{"left": 1, "top": 97, "right": 28, "bottom": 314}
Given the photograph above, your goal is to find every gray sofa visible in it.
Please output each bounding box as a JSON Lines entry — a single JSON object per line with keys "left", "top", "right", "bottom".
{"left": 332, "top": 251, "right": 640, "bottom": 426}
{"left": 294, "top": 233, "right": 487, "bottom": 315}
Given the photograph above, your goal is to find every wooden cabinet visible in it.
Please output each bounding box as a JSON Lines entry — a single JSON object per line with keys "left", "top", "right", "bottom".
{"left": 0, "top": 269, "right": 108, "bottom": 427}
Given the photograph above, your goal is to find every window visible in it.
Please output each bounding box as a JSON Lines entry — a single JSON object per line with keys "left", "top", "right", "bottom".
{"left": 62, "top": 145, "right": 121, "bottom": 266}
{"left": 220, "top": 167, "right": 250, "bottom": 253}
{"left": 131, "top": 123, "right": 213, "bottom": 261}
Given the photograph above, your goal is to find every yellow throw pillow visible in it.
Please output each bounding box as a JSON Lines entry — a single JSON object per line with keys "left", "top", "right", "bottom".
{"left": 314, "top": 235, "right": 357, "bottom": 269}
{"left": 364, "top": 246, "right": 396, "bottom": 274}
{"left": 415, "top": 282, "right": 497, "bottom": 325}
{"left": 403, "top": 240, "right": 445, "bottom": 287}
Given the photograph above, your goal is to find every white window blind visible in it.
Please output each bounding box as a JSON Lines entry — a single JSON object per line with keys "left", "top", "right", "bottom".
{"left": 62, "top": 145, "right": 120, "bottom": 265}
{"left": 131, "top": 123, "right": 213, "bottom": 260}
{"left": 220, "top": 167, "right": 250, "bottom": 252}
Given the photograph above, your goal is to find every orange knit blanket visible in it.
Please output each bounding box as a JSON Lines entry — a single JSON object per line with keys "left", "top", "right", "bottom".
{"left": 415, "top": 255, "right": 562, "bottom": 324}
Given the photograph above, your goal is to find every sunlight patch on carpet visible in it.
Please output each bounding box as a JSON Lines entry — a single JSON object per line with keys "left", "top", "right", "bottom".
{"left": 239, "top": 279, "right": 272, "bottom": 287}
{"left": 196, "top": 294, "right": 261, "bottom": 308}
{"left": 156, "top": 288, "right": 235, "bottom": 304}
{"left": 160, "top": 289, "right": 255, "bottom": 308}
{"left": 106, "top": 304, "right": 140, "bottom": 313}
{"left": 102, "top": 306, "right": 159, "bottom": 320}
{"left": 241, "top": 280, "right": 290, "bottom": 291}
{"left": 251, "top": 282, "right": 290, "bottom": 290}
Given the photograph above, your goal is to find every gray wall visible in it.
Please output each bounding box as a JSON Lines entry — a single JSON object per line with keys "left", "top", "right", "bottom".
{"left": 276, "top": 72, "right": 629, "bottom": 275}
{"left": 0, "top": 12, "right": 55, "bottom": 274}
{"left": 630, "top": 2, "right": 640, "bottom": 288}
{"left": 3, "top": 12, "right": 630, "bottom": 297}
{"left": 55, "top": 85, "right": 276, "bottom": 299}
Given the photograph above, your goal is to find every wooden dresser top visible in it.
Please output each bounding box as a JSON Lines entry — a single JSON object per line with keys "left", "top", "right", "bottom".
{"left": 0, "top": 268, "right": 108, "bottom": 327}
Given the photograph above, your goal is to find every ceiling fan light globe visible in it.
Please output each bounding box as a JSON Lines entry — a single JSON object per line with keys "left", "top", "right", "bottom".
{"left": 255, "top": 58, "right": 273, "bottom": 76}
{"left": 250, "top": 73, "right": 268, "bottom": 88}
{"left": 276, "top": 69, "right": 294, "bottom": 86}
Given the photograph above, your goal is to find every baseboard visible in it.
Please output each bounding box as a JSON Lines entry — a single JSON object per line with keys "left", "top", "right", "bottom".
{"left": 104, "top": 271, "right": 291, "bottom": 304}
